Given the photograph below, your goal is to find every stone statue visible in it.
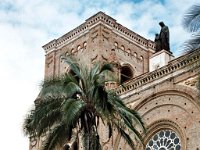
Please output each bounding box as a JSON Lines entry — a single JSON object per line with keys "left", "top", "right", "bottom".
{"left": 159, "top": 21, "right": 170, "bottom": 52}
{"left": 154, "top": 33, "right": 161, "bottom": 52}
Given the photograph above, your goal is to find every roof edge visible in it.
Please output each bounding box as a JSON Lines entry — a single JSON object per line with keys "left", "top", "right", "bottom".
{"left": 42, "top": 11, "right": 155, "bottom": 53}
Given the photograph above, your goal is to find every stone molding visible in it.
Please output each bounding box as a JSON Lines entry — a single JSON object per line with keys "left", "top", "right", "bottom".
{"left": 134, "top": 84, "right": 200, "bottom": 110}
{"left": 116, "top": 49, "right": 200, "bottom": 96}
{"left": 141, "top": 120, "right": 186, "bottom": 150}
{"left": 42, "top": 11, "right": 155, "bottom": 54}
{"left": 132, "top": 86, "right": 200, "bottom": 150}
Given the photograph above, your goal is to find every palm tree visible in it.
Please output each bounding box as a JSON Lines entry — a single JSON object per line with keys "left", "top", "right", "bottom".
{"left": 182, "top": 4, "right": 200, "bottom": 91}
{"left": 182, "top": 4, "right": 200, "bottom": 52}
{"left": 23, "top": 58, "right": 146, "bottom": 150}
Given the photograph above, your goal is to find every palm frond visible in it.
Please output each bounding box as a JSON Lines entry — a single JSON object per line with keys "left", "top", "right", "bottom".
{"left": 108, "top": 92, "right": 145, "bottom": 131}
{"left": 93, "top": 63, "right": 114, "bottom": 86}
{"left": 39, "top": 75, "right": 66, "bottom": 97}
{"left": 34, "top": 96, "right": 63, "bottom": 136}
{"left": 99, "top": 63, "right": 114, "bottom": 74}
{"left": 62, "top": 99, "right": 86, "bottom": 127}
{"left": 182, "top": 4, "right": 200, "bottom": 53}
{"left": 119, "top": 113, "right": 143, "bottom": 142}
{"left": 183, "top": 4, "right": 200, "bottom": 32}
{"left": 41, "top": 75, "right": 63, "bottom": 88}
{"left": 114, "top": 122, "right": 135, "bottom": 150}
{"left": 40, "top": 86, "right": 65, "bottom": 98}
{"left": 107, "top": 91, "right": 145, "bottom": 143}
{"left": 90, "top": 63, "right": 101, "bottom": 80}
{"left": 36, "top": 108, "right": 62, "bottom": 136}
{"left": 62, "top": 57, "right": 82, "bottom": 80}
{"left": 183, "top": 33, "right": 200, "bottom": 52}
{"left": 111, "top": 104, "right": 143, "bottom": 143}
{"left": 23, "top": 110, "right": 36, "bottom": 136}
{"left": 63, "top": 74, "right": 79, "bottom": 87}
{"left": 119, "top": 107, "right": 145, "bottom": 131}
{"left": 64, "top": 82, "right": 83, "bottom": 98}
{"left": 42, "top": 122, "right": 71, "bottom": 150}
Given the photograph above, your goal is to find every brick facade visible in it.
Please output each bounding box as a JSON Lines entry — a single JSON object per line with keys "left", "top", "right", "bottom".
{"left": 30, "top": 12, "right": 200, "bottom": 150}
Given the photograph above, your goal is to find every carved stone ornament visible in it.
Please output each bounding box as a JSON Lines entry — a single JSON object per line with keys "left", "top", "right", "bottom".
{"left": 184, "top": 77, "right": 197, "bottom": 86}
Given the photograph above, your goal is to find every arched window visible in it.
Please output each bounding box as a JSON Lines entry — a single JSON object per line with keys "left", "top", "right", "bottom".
{"left": 127, "top": 49, "right": 131, "bottom": 54}
{"left": 83, "top": 42, "right": 87, "bottom": 48}
{"left": 77, "top": 45, "right": 81, "bottom": 51}
{"left": 140, "top": 56, "right": 143, "bottom": 61}
{"left": 121, "top": 65, "right": 134, "bottom": 83}
{"left": 134, "top": 52, "right": 137, "bottom": 57}
{"left": 114, "top": 42, "right": 118, "bottom": 47}
{"left": 71, "top": 48, "right": 75, "bottom": 53}
{"left": 121, "top": 45, "right": 125, "bottom": 51}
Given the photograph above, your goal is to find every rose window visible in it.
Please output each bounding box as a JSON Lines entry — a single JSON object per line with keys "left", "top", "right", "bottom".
{"left": 146, "top": 130, "right": 181, "bottom": 150}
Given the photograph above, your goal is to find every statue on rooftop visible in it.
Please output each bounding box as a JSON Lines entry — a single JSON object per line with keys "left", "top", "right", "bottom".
{"left": 154, "top": 33, "right": 161, "bottom": 52}
{"left": 159, "top": 21, "right": 170, "bottom": 52}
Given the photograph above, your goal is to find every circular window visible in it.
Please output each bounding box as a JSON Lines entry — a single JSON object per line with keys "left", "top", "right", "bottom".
{"left": 146, "top": 130, "right": 181, "bottom": 150}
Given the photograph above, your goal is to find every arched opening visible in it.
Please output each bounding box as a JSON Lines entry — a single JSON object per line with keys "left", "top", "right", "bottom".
{"left": 71, "top": 48, "right": 75, "bottom": 53}
{"left": 83, "top": 42, "right": 87, "bottom": 48}
{"left": 134, "top": 52, "right": 137, "bottom": 57}
{"left": 77, "top": 45, "right": 81, "bottom": 51}
{"left": 127, "top": 49, "right": 131, "bottom": 54}
{"left": 121, "top": 45, "right": 125, "bottom": 51}
{"left": 121, "top": 65, "right": 133, "bottom": 83}
{"left": 114, "top": 42, "right": 118, "bottom": 47}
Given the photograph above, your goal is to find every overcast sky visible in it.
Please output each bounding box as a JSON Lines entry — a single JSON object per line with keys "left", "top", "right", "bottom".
{"left": 0, "top": 0, "right": 199, "bottom": 149}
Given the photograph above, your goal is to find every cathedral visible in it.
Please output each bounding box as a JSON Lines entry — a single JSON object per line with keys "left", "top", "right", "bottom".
{"left": 30, "top": 12, "right": 200, "bottom": 150}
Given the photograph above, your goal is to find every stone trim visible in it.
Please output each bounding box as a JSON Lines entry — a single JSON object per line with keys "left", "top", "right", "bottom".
{"left": 116, "top": 49, "right": 200, "bottom": 95}
{"left": 42, "top": 11, "right": 155, "bottom": 54}
{"left": 140, "top": 120, "right": 186, "bottom": 150}
{"left": 134, "top": 86, "right": 200, "bottom": 110}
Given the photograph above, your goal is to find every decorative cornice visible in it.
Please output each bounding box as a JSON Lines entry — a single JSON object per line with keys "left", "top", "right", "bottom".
{"left": 116, "top": 49, "right": 200, "bottom": 95}
{"left": 42, "top": 11, "right": 155, "bottom": 54}
{"left": 143, "top": 119, "right": 186, "bottom": 145}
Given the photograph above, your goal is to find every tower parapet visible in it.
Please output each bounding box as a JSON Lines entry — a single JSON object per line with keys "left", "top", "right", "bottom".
{"left": 42, "top": 11, "right": 155, "bottom": 54}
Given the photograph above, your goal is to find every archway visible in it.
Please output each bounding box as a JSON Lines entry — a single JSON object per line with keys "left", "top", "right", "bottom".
{"left": 120, "top": 65, "right": 134, "bottom": 83}
{"left": 134, "top": 86, "right": 200, "bottom": 150}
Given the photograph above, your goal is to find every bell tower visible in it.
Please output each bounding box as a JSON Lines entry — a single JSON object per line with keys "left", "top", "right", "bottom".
{"left": 42, "top": 12, "right": 155, "bottom": 84}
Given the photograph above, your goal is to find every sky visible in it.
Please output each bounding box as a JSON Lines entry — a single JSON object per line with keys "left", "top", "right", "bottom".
{"left": 0, "top": 0, "right": 199, "bottom": 149}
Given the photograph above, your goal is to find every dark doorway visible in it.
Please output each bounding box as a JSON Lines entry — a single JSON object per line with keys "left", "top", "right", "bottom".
{"left": 121, "top": 65, "right": 133, "bottom": 83}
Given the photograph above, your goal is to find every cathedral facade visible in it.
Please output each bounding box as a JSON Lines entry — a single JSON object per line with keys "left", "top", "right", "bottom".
{"left": 30, "top": 12, "right": 200, "bottom": 150}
